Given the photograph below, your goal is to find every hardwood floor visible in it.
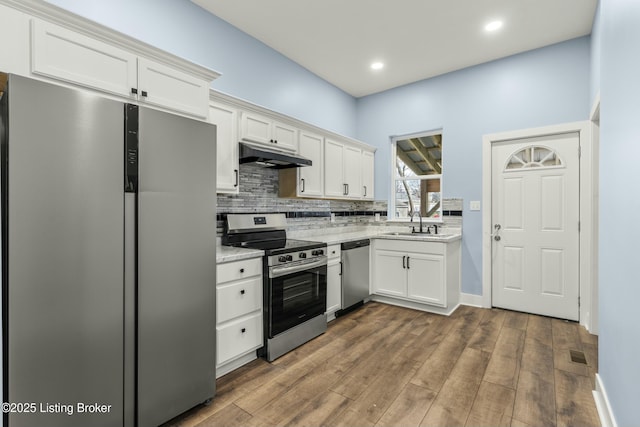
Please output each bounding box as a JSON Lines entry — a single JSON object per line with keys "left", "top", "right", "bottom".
{"left": 164, "top": 302, "right": 600, "bottom": 427}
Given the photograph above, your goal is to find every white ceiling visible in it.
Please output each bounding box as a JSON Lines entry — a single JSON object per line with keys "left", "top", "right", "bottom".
{"left": 192, "top": 0, "right": 598, "bottom": 98}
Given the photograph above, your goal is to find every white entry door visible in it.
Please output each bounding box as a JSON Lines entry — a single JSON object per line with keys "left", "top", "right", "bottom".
{"left": 491, "top": 132, "right": 580, "bottom": 320}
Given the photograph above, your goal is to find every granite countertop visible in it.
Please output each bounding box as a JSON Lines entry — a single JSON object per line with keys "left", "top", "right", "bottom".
{"left": 215, "top": 226, "right": 461, "bottom": 263}
{"left": 216, "top": 244, "right": 263, "bottom": 264}
{"left": 301, "top": 228, "right": 462, "bottom": 245}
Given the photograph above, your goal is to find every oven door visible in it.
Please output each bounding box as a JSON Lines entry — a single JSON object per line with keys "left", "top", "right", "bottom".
{"left": 268, "top": 257, "right": 327, "bottom": 337}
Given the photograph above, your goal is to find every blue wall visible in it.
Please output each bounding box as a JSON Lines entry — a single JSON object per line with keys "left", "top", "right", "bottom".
{"left": 356, "top": 37, "right": 591, "bottom": 295}
{"left": 598, "top": 0, "right": 640, "bottom": 425}
{"left": 590, "top": 1, "right": 602, "bottom": 104}
{"left": 43, "top": 0, "right": 358, "bottom": 138}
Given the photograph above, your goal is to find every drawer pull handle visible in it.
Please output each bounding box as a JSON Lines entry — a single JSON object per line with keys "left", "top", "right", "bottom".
{"left": 240, "top": 268, "right": 245, "bottom": 273}
{"left": 240, "top": 289, "right": 245, "bottom": 295}
{"left": 241, "top": 328, "right": 246, "bottom": 333}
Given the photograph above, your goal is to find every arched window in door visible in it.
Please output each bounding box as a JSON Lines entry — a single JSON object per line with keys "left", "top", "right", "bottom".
{"left": 505, "top": 145, "right": 564, "bottom": 170}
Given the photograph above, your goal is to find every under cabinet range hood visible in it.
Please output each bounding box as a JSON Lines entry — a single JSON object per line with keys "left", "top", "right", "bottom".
{"left": 239, "top": 142, "right": 312, "bottom": 169}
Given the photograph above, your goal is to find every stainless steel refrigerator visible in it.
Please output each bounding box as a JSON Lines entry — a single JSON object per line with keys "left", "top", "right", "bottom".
{"left": 0, "top": 74, "right": 216, "bottom": 427}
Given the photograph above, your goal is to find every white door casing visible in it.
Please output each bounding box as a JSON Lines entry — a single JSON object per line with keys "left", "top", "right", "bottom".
{"left": 491, "top": 133, "right": 580, "bottom": 320}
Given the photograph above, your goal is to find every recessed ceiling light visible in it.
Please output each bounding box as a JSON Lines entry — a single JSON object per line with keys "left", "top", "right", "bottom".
{"left": 370, "top": 62, "right": 385, "bottom": 70}
{"left": 485, "top": 20, "right": 503, "bottom": 32}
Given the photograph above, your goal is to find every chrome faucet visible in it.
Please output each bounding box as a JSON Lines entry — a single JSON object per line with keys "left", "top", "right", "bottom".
{"left": 410, "top": 211, "right": 423, "bottom": 233}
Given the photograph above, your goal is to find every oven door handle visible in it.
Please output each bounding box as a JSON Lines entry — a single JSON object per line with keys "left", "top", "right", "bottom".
{"left": 270, "top": 257, "right": 327, "bottom": 278}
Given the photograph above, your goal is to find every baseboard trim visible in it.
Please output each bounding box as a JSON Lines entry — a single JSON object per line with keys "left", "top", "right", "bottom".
{"left": 459, "top": 292, "right": 486, "bottom": 308}
{"left": 370, "top": 295, "right": 459, "bottom": 316}
{"left": 216, "top": 351, "right": 258, "bottom": 378}
{"left": 593, "top": 373, "right": 618, "bottom": 427}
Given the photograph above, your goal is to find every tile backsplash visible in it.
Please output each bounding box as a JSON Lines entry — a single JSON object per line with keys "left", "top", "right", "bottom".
{"left": 216, "top": 163, "right": 462, "bottom": 235}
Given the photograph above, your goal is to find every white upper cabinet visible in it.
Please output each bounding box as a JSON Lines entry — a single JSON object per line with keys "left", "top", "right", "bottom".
{"left": 324, "top": 138, "right": 346, "bottom": 198}
{"left": 361, "top": 150, "right": 375, "bottom": 200}
{"left": 137, "top": 58, "right": 210, "bottom": 119}
{"left": 343, "top": 145, "right": 362, "bottom": 198}
{"left": 210, "top": 101, "right": 239, "bottom": 194}
{"left": 297, "top": 131, "right": 324, "bottom": 197}
{"left": 240, "top": 111, "right": 298, "bottom": 152}
{"left": 325, "top": 138, "right": 369, "bottom": 199}
{"left": 0, "top": 4, "right": 30, "bottom": 76}
{"left": 31, "top": 19, "right": 137, "bottom": 98}
{"left": 27, "top": 17, "right": 217, "bottom": 119}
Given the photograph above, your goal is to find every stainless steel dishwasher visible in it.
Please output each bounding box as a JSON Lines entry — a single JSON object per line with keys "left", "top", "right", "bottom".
{"left": 338, "top": 239, "right": 370, "bottom": 315}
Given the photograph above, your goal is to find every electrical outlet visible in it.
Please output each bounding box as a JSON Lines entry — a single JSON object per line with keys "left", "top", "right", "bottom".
{"left": 470, "top": 201, "right": 481, "bottom": 211}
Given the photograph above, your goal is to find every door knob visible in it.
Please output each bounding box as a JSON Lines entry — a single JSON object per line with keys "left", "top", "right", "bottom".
{"left": 491, "top": 224, "right": 502, "bottom": 241}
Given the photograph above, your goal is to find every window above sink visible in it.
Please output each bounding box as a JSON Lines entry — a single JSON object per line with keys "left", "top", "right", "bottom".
{"left": 389, "top": 129, "right": 443, "bottom": 222}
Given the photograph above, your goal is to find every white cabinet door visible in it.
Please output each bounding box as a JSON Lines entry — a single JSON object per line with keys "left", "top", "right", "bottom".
{"left": 31, "top": 19, "right": 137, "bottom": 98}
{"left": 240, "top": 112, "right": 298, "bottom": 152}
{"left": 362, "top": 150, "right": 375, "bottom": 200}
{"left": 406, "top": 252, "right": 446, "bottom": 307}
{"left": 210, "top": 102, "right": 239, "bottom": 194}
{"left": 137, "top": 57, "right": 210, "bottom": 119}
{"left": 373, "top": 250, "right": 406, "bottom": 297}
{"left": 324, "top": 138, "right": 345, "bottom": 198}
{"left": 344, "top": 145, "right": 362, "bottom": 198}
{"left": 0, "top": 5, "right": 30, "bottom": 76}
{"left": 272, "top": 121, "right": 298, "bottom": 152}
{"left": 326, "top": 259, "right": 342, "bottom": 315}
{"left": 298, "top": 131, "right": 324, "bottom": 197}
{"left": 240, "top": 112, "right": 272, "bottom": 145}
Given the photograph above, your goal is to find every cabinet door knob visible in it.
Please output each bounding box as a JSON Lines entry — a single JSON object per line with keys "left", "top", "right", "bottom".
{"left": 241, "top": 328, "right": 246, "bottom": 333}
{"left": 407, "top": 256, "right": 410, "bottom": 269}
{"left": 234, "top": 169, "right": 239, "bottom": 187}
{"left": 131, "top": 88, "right": 138, "bottom": 95}
{"left": 403, "top": 256, "right": 406, "bottom": 269}
{"left": 240, "top": 268, "right": 245, "bottom": 273}
{"left": 140, "top": 90, "right": 148, "bottom": 97}
{"left": 301, "top": 178, "right": 305, "bottom": 193}
{"left": 240, "top": 289, "right": 245, "bottom": 295}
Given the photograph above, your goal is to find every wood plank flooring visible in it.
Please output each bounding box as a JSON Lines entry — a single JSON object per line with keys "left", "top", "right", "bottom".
{"left": 163, "top": 302, "right": 600, "bottom": 427}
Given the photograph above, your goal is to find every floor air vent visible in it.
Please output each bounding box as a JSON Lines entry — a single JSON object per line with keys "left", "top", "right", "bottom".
{"left": 570, "top": 349, "right": 588, "bottom": 364}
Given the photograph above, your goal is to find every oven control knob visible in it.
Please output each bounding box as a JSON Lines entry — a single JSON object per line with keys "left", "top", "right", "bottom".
{"left": 278, "top": 256, "right": 287, "bottom": 262}
{"left": 286, "top": 255, "right": 293, "bottom": 261}
{"left": 312, "top": 249, "right": 324, "bottom": 256}
{"left": 299, "top": 253, "right": 307, "bottom": 259}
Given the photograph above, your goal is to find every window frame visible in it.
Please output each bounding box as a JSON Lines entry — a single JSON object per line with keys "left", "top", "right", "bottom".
{"left": 388, "top": 129, "right": 444, "bottom": 223}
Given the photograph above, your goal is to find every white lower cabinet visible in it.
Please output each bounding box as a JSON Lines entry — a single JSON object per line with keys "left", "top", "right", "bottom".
{"left": 372, "top": 239, "right": 460, "bottom": 313}
{"left": 216, "top": 257, "right": 263, "bottom": 377}
{"left": 326, "top": 244, "right": 342, "bottom": 319}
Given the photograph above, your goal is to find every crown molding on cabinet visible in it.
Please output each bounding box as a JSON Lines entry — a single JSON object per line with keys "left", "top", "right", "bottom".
{"left": 210, "top": 88, "right": 376, "bottom": 153}
{"left": 0, "top": 0, "right": 221, "bottom": 82}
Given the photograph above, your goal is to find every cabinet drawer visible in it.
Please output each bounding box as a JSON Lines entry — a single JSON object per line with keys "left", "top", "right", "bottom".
{"left": 217, "top": 257, "right": 262, "bottom": 284}
{"left": 217, "top": 276, "right": 262, "bottom": 323}
{"left": 217, "top": 312, "right": 263, "bottom": 365}
{"left": 327, "top": 244, "right": 341, "bottom": 260}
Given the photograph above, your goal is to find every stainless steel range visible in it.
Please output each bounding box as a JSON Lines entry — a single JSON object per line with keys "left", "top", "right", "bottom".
{"left": 223, "top": 213, "right": 327, "bottom": 361}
